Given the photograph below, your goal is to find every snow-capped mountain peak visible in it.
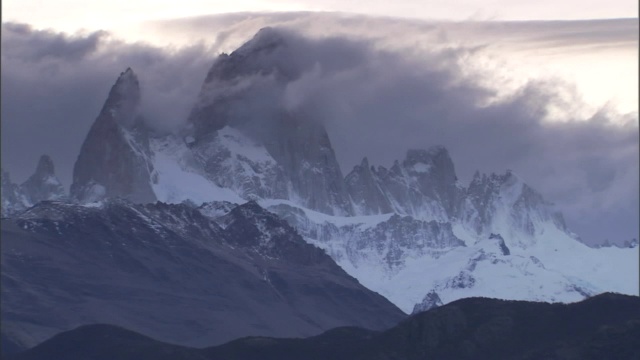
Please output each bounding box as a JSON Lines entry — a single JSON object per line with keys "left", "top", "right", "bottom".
{"left": 22, "top": 29, "right": 637, "bottom": 316}
{"left": 70, "top": 67, "right": 155, "bottom": 204}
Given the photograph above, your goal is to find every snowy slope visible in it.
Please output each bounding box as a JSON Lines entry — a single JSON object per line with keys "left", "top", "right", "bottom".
{"left": 262, "top": 200, "right": 638, "bottom": 313}
{"left": 149, "top": 134, "right": 244, "bottom": 204}
{"left": 85, "top": 101, "right": 639, "bottom": 317}
{"left": 135, "top": 129, "right": 639, "bottom": 314}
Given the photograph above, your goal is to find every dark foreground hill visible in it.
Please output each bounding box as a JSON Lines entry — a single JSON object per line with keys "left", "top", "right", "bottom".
{"left": 1, "top": 200, "right": 405, "bottom": 353}
{"left": 8, "top": 293, "right": 640, "bottom": 360}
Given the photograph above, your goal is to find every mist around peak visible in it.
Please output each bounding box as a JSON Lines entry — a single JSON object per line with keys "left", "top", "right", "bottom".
{"left": 1, "top": 17, "right": 637, "bottom": 245}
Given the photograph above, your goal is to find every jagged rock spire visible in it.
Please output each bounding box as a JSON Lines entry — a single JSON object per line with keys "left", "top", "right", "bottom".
{"left": 345, "top": 147, "right": 463, "bottom": 219}
{"left": 2, "top": 156, "right": 67, "bottom": 216}
{"left": 70, "top": 68, "right": 155, "bottom": 204}
{"left": 20, "top": 154, "right": 66, "bottom": 204}
{"left": 346, "top": 156, "right": 393, "bottom": 214}
{"left": 100, "top": 67, "right": 141, "bottom": 128}
{"left": 34, "top": 154, "right": 55, "bottom": 177}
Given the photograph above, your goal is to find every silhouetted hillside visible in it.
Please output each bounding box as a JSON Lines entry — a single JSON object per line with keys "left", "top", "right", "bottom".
{"left": 9, "top": 293, "right": 640, "bottom": 360}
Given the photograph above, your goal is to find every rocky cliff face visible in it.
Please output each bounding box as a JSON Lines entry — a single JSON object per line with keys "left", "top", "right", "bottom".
{"left": 65, "top": 29, "right": 570, "bottom": 236}
{"left": 461, "top": 170, "right": 569, "bottom": 247}
{"left": 70, "top": 68, "right": 155, "bottom": 203}
{"left": 345, "top": 157, "right": 394, "bottom": 215}
{"left": 345, "top": 151, "right": 570, "bottom": 246}
{"left": 345, "top": 147, "right": 464, "bottom": 221}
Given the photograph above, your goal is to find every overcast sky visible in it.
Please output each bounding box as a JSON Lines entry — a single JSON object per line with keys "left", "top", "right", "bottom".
{"left": 1, "top": 4, "right": 638, "bottom": 245}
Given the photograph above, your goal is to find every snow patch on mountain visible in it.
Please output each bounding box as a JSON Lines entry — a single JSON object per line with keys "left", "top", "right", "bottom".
{"left": 262, "top": 199, "right": 638, "bottom": 313}
{"left": 149, "top": 136, "right": 244, "bottom": 205}
{"left": 261, "top": 198, "right": 393, "bottom": 228}
{"left": 189, "top": 126, "right": 288, "bottom": 201}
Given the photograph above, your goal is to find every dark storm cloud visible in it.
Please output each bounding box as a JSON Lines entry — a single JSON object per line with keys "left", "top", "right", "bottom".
{"left": 1, "top": 15, "right": 637, "bottom": 245}
{"left": 163, "top": 17, "right": 637, "bottom": 245}
{"left": 1, "top": 22, "right": 214, "bottom": 189}
{"left": 2, "top": 23, "right": 107, "bottom": 61}
{"left": 287, "top": 48, "right": 638, "bottom": 245}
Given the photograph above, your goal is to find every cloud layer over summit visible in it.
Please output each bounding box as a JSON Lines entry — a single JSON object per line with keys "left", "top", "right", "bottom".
{"left": 1, "top": 14, "right": 638, "bottom": 245}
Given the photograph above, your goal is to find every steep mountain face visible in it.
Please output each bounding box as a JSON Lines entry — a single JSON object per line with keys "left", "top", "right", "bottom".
{"left": 346, "top": 147, "right": 464, "bottom": 220}
{"left": 1, "top": 200, "right": 405, "bottom": 352}
{"left": 345, "top": 158, "right": 394, "bottom": 214}
{"left": 70, "top": 68, "right": 156, "bottom": 203}
{"left": 344, "top": 149, "right": 564, "bottom": 243}
{"left": 186, "top": 127, "right": 287, "bottom": 201}
{"left": 186, "top": 28, "right": 353, "bottom": 215}
{"left": 461, "top": 170, "right": 569, "bottom": 247}
{"left": 1, "top": 156, "right": 66, "bottom": 217}
{"left": 387, "top": 147, "right": 461, "bottom": 219}
{"left": 9, "top": 294, "right": 640, "bottom": 360}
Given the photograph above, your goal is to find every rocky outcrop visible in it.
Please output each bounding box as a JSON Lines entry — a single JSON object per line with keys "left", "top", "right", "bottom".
{"left": 70, "top": 68, "right": 155, "bottom": 203}
{"left": 2, "top": 156, "right": 67, "bottom": 217}
{"left": 20, "top": 155, "right": 66, "bottom": 204}
{"left": 1, "top": 169, "right": 27, "bottom": 217}
{"left": 345, "top": 147, "right": 464, "bottom": 220}
{"left": 488, "top": 233, "right": 511, "bottom": 255}
{"left": 461, "top": 170, "right": 569, "bottom": 245}
{"left": 345, "top": 157, "right": 393, "bottom": 215}
{"left": 412, "top": 290, "right": 443, "bottom": 314}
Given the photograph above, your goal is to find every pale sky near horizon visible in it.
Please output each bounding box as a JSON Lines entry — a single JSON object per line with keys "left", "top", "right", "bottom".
{"left": 2, "top": 0, "right": 638, "bottom": 31}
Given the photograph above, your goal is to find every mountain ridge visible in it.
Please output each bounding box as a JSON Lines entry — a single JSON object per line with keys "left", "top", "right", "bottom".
{"left": 1, "top": 199, "right": 405, "bottom": 352}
